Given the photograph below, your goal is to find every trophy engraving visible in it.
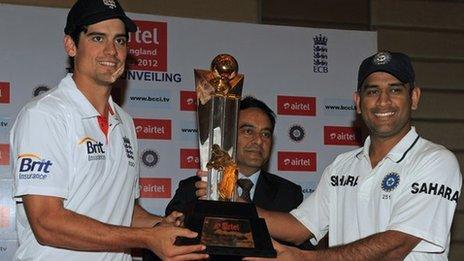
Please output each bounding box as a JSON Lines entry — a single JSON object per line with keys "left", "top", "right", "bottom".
{"left": 195, "top": 54, "right": 244, "bottom": 201}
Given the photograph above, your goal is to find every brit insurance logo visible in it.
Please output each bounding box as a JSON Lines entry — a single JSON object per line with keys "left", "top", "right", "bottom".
{"left": 180, "top": 148, "right": 200, "bottom": 169}
{"left": 32, "top": 85, "right": 50, "bottom": 97}
{"left": 139, "top": 178, "right": 171, "bottom": 198}
{"left": 324, "top": 126, "right": 361, "bottom": 146}
{"left": 0, "top": 144, "right": 9, "bottom": 165}
{"left": 277, "top": 151, "right": 317, "bottom": 172}
{"left": 381, "top": 172, "right": 400, "bottom": 192}
{"left": 133, "top": 118, "right": 172, "bottom": 140}
{"left": 17, "top": 153, "right": 53, "bottom": 180}
{"left": 180, "top": 90, "right": 197, "bottom": 111}
{"left": 277, "top": 95, "right": 316, "bottom": 116}
{"left": 313, "top": 34, "right": 328, "bottom": 73}
{"left": 141, "top": 149, "right": 159, "bottom": 168}
{"left": 288, "top": 124, "right": 306, "bottom": 143}
{"left": 78, "top": 137, "right": 106, "bottom": 161}
{"left": 127, "top": 20, "right": 167, "bottom": 72}
{"left": 0, "top": 82, "right": 10, "bottom": 104}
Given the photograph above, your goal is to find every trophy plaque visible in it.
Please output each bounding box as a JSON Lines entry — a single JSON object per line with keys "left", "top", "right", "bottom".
{"left": 175, "top": 54, "right": 276, "bottom": 258}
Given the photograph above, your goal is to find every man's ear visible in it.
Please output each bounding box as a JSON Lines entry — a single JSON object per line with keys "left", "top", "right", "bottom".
{"left": 64, "top": 35, "right": 77, "bottom": 57}
{"left": 411, "top": 86, "right": 421, "bottom": 110}
{"left": 353, "top": 91, "right": 361, "bottom": 114}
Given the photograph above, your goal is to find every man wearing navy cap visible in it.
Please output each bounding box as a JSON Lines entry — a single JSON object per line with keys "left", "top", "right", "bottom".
{"left": 252, "top": 51, "right": 462, "bottom": 260}
{"left": 10, "top": 0, "right": 208, "bottom": 260}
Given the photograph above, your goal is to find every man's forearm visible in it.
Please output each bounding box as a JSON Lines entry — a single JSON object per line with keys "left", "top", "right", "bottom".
{"left": 31, "top": 206, "right": 152, "bottom": 251}
{"left": 132, "top": 203, "right": 162, "bottom": 228}
{"left": 258, "top": 207, "right": 312, "bottom": 245}
{"left": 307, "top": 230, "right": 420, "bottom": 261}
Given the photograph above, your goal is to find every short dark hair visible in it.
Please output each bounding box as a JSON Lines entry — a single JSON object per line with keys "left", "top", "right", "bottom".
{"left": 240, "top": 96, "right": 276, "bottom": 132}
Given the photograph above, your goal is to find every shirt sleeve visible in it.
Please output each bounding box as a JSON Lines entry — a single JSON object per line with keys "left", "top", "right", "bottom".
{"left": 387, "top": 149, "right": 462, "bottom": 253}
{"left": 290, "top": 163, "right": 333, "bottom": 245}
{"left": 11, "top": 106, "right": 70, "bottom": 200}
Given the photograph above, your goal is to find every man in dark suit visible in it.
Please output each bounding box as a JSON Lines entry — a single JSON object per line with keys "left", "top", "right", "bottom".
{"left": 166, "top": 96, "right": 303, "bottom": 215}
{"left": 143, "top": 96, "right": 307, "bottom": 260}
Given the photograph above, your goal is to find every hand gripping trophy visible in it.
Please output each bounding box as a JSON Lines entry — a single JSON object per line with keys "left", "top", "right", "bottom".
{"left": 195, "top": 54, "right": 244, "bottom": 201}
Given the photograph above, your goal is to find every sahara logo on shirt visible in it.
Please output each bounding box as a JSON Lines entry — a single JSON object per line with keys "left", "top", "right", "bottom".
{"left": 330, "top": 175, "right": 359, "bottom": 187}
{"left": 17, "top": 153, "right": 53, "bottom": 180}
{"left": 411, "top": 182, "right": 460, "bottom": 203}
{"left": 79, "top": 137, "right": 105, "bottom": 161}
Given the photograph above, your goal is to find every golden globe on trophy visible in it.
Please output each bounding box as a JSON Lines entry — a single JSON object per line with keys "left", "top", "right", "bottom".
{"left": 176, "top": 54, "right": 276, "bottom": 259}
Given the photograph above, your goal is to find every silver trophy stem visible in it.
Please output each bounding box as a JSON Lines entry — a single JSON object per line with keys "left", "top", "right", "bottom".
{"left": 198, "top": 95, "right": 239, "bottom": 201}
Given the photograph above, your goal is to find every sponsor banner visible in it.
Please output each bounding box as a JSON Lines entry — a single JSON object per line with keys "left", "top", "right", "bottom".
{"left": 139, "top": 178, "right": 171, "bottom": 198}
{"left": 0, "top": 144, "right": 9, "bottom": 166}
{"left": 126, "top": 88, "right": 172, "bottom": 109}
{"left": 278, "top": 151, "right": 317, "bottom": 172}
{"left": 324, "top": 126, "right": 361, "bottom": 146}
{"left": 134, "top": 118, "right": 172, "bottom": 140}
{"left": 128, "top": 20, "right": 167, "bottom": 72}
{"left": 277, "top": 96, "right": 316, "bottom": 116}
{"left": 180, "top": 148, "right": 200, "bottom": 169}
{"left": 323, "top": 98, "right": 356, "bottom": 116}
{"left": 180, "top": 90, "right": 197, "bottom": 111}
{"left": 0, "top": 82, "right": 10, "bottom": 104}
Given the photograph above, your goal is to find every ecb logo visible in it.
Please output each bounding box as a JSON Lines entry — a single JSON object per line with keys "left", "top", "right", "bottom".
{"left": 313, "top": 34, "right": 328, "bottom": 73}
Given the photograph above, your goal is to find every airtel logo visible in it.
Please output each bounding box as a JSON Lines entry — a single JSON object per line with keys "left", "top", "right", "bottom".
{"left": 139, "top": 178, "right": 171, "bottom": 198}
{"left": 133, "top": 119, "right": 171, "bottom": 140}
{"left": 277, "top": 96, "right": 316, "bottom": 116}
{"left": 129, "top": 28, "right": 159, "bottom": 45}
{"left": 278, "top": 151, "right": 317, "bottom": 172}
{"left": 180, "top": 91, "right": 197, "bottom": 111}
{"left": 283, "top": 158, "right": 311, "bottom": 166}
{"left": 180, "top": 148, "right": 200, "bottom": 169}
{"left": 324, "top": 126, "right": 361, "bottom": 146}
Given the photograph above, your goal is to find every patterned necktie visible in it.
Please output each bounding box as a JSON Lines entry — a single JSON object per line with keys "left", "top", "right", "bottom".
{"left": 237, "top": 178, "right": 254, "bottom": 202}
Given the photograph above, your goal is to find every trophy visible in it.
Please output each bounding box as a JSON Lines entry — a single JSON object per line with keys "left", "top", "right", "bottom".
{"left": 195, "top": 54, "right": 243, "bottom": 201}
{"left": 175, "top": 54, "right": 276, "bottom": 258}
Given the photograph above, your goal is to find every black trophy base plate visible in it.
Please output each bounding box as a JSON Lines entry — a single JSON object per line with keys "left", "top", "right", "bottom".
{"left": 175, "top": 200, "right": 276, "bottom": 258}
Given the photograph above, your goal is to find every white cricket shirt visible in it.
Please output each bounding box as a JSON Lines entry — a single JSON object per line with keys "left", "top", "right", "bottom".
{"left": 11, "top": 74, "right": 140, "bottom": 261}
{"left": 291, "top": 127, "right": 461, "bottom": 260}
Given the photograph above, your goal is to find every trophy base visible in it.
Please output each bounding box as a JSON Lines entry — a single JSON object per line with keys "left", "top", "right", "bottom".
{"left": 175, "top": 200, "right": 276, "bottom": 258}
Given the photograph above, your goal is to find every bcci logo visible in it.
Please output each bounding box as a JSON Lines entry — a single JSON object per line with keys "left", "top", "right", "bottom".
{"left": 373, "top": 52, "right": 391, "bottom": 65}
{"left": 381, "top": 172, "right": 400, "bottom": 192}
{"left": 288, "top": 124, "right": 305, "bottom": 143}
{"left": 313, "top": 34, "right": 328, "bottom": 73}
{"left": 141, "top": 149, "right": 159, "bottom": 168}
{"left": 103, "top": 0, "right": 117, "bottom": 9}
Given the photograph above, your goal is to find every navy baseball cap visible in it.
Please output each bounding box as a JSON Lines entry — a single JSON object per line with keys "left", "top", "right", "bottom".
{"left": 357, "top": 51, "right": 415, "bottom": 91}
{"left": 64, "top": 0, "right": 137, "bottom": 35}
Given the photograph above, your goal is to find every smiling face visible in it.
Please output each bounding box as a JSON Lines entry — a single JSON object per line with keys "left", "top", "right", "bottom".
{"left": 354, "top": 72, "right": 421, "bottom": 140}
{"left": 65, "top": 18, "right": 128, "bottom": 87}
{"left": 236, "top": 108, "right": 273, "bottom": 176}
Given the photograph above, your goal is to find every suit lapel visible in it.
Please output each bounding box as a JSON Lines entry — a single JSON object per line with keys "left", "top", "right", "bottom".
{"left": 253, "top": 171, "right": 277, "bottom": 209}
